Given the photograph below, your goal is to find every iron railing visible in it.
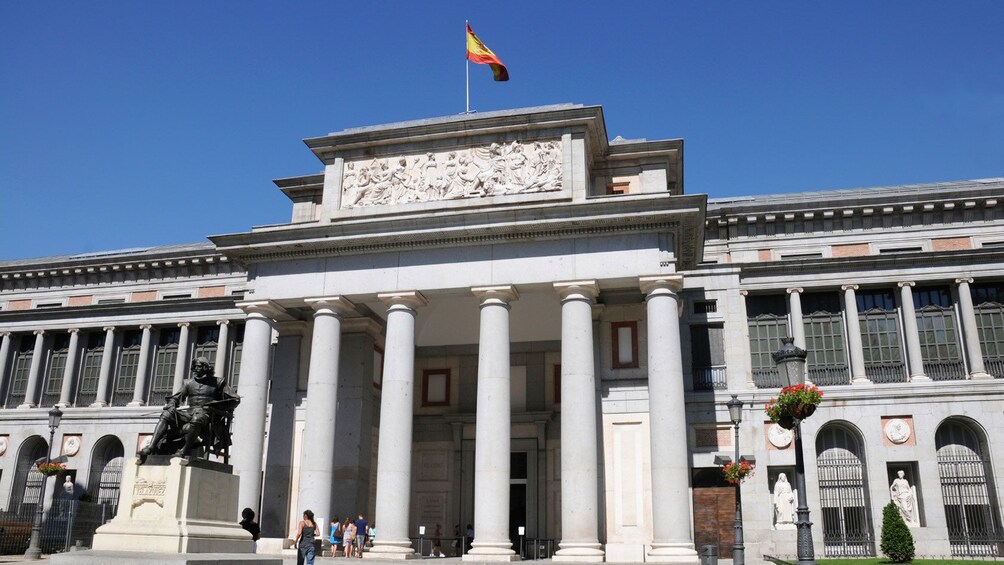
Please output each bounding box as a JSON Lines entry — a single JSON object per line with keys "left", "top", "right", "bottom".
{"left": 817, "top": 454, "right": 875, "bottom": 557}
{"left": 985, "top": 357, "right": 1004, "bottom": 379}
{"left": 939, "top": 454, "right": 1004, "bottom": 557}
{"left": 693, "top": 366, "right": 728, "bottom": 391}
{"left": 926, "top": 360, "right": 968, "bottom": 381}
{"left": 866, "top": 363, "right": 908, "bottom": 384}
{"left": 752, "top": 368, "right": 782, "bottom": 389}
{"left": 0, "top": 498, "right": 117, "bottom": 555}
{"left": 807, "top": 365, "right": 850, "bottom": 386}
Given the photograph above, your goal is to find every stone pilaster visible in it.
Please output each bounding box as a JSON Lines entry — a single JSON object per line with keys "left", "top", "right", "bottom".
{"left": 299, "top": 296, "right": 356, "bottom": 539}
{"left": 956, "top": 278, "right": 992, "bottom": 380}
{"left": 466, "top": 286, "right": 520, "bottom": 562}
{"left": 0, "top": 333, "right": 12, "bottom": 402}
{"left": 367, "top": 291, "right": 427, "bottom": 560}
{"left": 898, "top": 282, "right": 930, "bottom": 382}
{"left": 842, "top": 285, "right": 871, "bottom": 384}
{"left": 640, "top": 276, "right": 700, "bottom": 564}
{"left": 19, "top": 330, "right": 47, "bottom": 408}
{"left": 215, "top": 320, "right": 231, "bottom": 382}
{"left": 173, "top": 323, "right": 192, "bottom": 394}
{"left": 128, "top": 325, "right": 153, "bottom": 406}
{"left": 552, "top": 281, "right": 604, "bottom": 562}
{"left": 58, "top": 329, "right": 82, "bottom": 407}
{"left": 92, "top": 327, "right": 117, "bottom": 407}
{"left": 786, "top": 288, "right": 806, "bottom": 350}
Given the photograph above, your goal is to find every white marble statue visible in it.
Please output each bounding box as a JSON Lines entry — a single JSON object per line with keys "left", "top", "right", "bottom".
{"left": 890, "top": 470, "right": 920, "bottom": 527}
{"left": 773, "top": 473, "right": 796, "bottom": 530}
{"left": 340, "top": 140, "right": 563, "bottom": 208}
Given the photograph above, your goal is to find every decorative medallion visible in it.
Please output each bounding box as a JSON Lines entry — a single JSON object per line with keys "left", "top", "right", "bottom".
{"left": 62, "top": 435, "right": 82, "bottom": 457}
{"left": 884, "top": 418, "right": 912, "bottom": 444}
{"left": 768, "top": 424, "right": 794, "bottom": 448}
{"left": 0, "top": 435, "right": 7, "bottom": 456}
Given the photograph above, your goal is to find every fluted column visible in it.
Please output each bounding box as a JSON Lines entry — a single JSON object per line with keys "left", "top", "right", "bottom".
{"left": 232, "top": 301, "right": 281, "bottom": 515}
{"left": 898, "top": 282, "right": 930, "bottom": 382}
{"left": 299, "top": 296, "right": 355, "bottom": 540}
{"left": 466, "top": 286, "right": 520, "bottom": 562}
{"left": 640, "top": 276, "right": 700, "bottom": 564}
{"left": 0, "top": 333, "right": 12, "bottom": 401}
{"left": 367, "top": 291, "right": 427, "bottom": 560}
{"left": 552, "top": 281, "right": 604, "bottom": 562}
{"left": 956, "top": 278, "right": 991, "bottom": 380}
{"left": 128, "top": 325, "right": 154, "bottom": 406}
{"left": 786, "top": 288, "right": 806, "bottom": 349}
{"left": 173, "top": 323, "right": 192, "bottom": 394}
{"left": 842, "top": 285, "right": 870, "bottom": 384}
{"left": 215, "top": 320, "right": 231, "bottom": 382}
{"left": 58, "top": 329, "right": 82, "bottom": 407}
{"left": 92, "top": 327, "right": 117, "bottom": 406}
{"left": 19, "top": 330, "right": 47, "bottom": 408}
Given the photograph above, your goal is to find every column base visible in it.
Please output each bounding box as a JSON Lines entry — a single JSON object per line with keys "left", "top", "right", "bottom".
{"left": 365, "top": 542, "right": 417, "bottom": 560}
{"left": 971, "top": 372, "right": 993, "bottom": 381}
{"left": 16, "top": 403, "right": 36, "bottom": 409}
{"left": 851, "top": 377, "right": 873, "bottom": 385}
{"left": 90, "top": 401, "right": 108, "bottom": 407}
{"left": 463, "top": 553, "right": 520, "bottom": 562}
{"left": 554, "top": 543, "right": 604, "bottom": 562}
{"left": 127, "top": 400, "right": 146, "bottom": 407}
{"left": 910, "top": 374, "right": 931, "bottom": 383}
{"left": 647, "top": 543, "right": 699, "bottom": 564}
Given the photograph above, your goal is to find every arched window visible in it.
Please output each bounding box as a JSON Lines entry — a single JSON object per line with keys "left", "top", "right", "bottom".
{"left": 936, "top": 419, "right": 1002, "bottom": 557}
{"left": 10, "top": 436, "right": 48, "bottom": 512}
{"left": 87, "top": 436, "right": 125, "bottom": 517}
{"left": 816, "top": 424, "right": 875, "bottom": 557}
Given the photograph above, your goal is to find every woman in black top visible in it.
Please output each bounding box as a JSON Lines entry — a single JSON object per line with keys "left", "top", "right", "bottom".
{"left": 239, "top": 507, "right": 261, "bottom": 553}
{"left": 294, "top": 509, "right": 317, "bottom": 565}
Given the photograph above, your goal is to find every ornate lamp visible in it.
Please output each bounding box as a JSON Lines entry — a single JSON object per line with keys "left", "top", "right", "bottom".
{"left": 771, "top": 337, "right": 807, "bottom": 387}
{"left": 726, "top": 394, "right": 745, "bottom": 565}
{"left": 25, "top": 405, "right": 64, "bottom": 560}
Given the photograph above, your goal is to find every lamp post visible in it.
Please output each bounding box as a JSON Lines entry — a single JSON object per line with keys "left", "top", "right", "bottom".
{"left": 771, "top": 337, "right": 818, "bottom": 565}
{"left": 726, "top": 394, "right": 745, "bottom": 565}
{"left": 25, "top": 405, "right": 63, "bottom": 560}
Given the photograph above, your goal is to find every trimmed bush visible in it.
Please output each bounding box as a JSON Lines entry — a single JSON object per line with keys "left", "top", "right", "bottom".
{"left": 880, "top": 501, "right": 915, "bottom": 563}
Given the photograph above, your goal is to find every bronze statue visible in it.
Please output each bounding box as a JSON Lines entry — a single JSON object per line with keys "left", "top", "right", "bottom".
{"left": 137, "top": 357, "right": 239, "bottom": 464}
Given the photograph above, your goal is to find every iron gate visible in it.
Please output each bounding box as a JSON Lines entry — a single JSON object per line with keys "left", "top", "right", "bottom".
{"left": 937, "top": 421, "right": 1004, "bottom": 557}
{"left": 816, "top": 427, "right": 875, "bottom": 557}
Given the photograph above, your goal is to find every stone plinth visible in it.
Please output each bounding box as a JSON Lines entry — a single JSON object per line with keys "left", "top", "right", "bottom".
{"left": 91, "top": 457, "right": 253, "bottom": 554}
{"left": 51, "top": 551, "right": 281, "bottom": 565}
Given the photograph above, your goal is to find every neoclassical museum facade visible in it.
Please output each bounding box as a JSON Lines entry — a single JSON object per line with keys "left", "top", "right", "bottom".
{"left": 1, "top": 104, "right": 1002, "bottom": 561}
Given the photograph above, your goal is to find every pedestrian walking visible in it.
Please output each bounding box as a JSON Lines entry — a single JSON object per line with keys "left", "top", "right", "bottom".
{"left": 240, "top": 507, "right": 261, "bottom": 553}
{"left": 343, "top": 518, "right": 357, "bottom": 558}
{"left": 294, "top": 510, "right": 318, "bottom": 565}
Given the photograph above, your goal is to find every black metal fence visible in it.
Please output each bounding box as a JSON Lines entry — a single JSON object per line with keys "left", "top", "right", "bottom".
{"left": 939, "top": 454, "right": 1004, "bottom": 557}
{"left": 817, "top": 453, "right": 875, "bottom": 557}
{"left": 0, "top": 499, "right": 116, "bottom": 555}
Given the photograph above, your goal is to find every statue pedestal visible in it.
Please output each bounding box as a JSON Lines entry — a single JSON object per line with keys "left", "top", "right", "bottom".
{"left": 91, "top": 457, "right": 252, "bottom": 554}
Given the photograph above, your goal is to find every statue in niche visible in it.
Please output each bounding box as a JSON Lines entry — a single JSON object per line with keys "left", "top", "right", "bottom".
{"left": 890, "top": 470, "right": 920, "bottom": 527}
{"left": 137, "top": 357, "right": 240, "bottom": 464}
{"left": 773, "top": 473, "right": 796, "bottom": 529}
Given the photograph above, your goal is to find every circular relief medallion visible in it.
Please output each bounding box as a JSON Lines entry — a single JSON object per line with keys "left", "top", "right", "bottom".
{"left": 768, "top": 424, "right": 793, "bottom": 448}
{"left": 0, "top": 436, "right": 7, "bottom": 456}
{"left": 62, "top": 436, "right": 81, "bottom": 457}
{"left": 884, "top": 418, "right": 912, "bottom": 444}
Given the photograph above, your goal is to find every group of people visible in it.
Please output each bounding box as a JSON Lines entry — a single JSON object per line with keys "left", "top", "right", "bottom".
{"left": 325, "top": 513, "right": 374, "bottom": 560}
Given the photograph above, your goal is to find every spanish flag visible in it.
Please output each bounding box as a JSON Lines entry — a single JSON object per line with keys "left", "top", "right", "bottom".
{"left": 466, "top": 23, "right": 509, "bottom": 82}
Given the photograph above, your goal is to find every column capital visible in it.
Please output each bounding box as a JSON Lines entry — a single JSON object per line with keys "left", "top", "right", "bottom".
{"left": 66, "top": 328, "right": 81, "bottom": 334}
{"left": 472, "top": 285, "right": 519, "bottom": 305}
{"left": 237, "top": 299, "right": 287, "bottom": 320}
{"left": 639, "top": 275, "right": 684, "bottom": 296}
{"left": 786, "top": 287, "right": 804, "bottom": 295}
{"left": 553, "top": 280, "right": 599, "bottom": 302}
{"left": 898, "top": 281, "right": 916, "bottom": 288}
{"left": 304, "top": 296, "right": 357, "bottom": 316}
{"left": 216, "top": 319, "right": 231, "bottom": 327}
{"left": 955, "top": 277, "right": 975, "bottom": 285}
{"left": 841, "top": 284, "right": 859, "bottom": 292}
{"left": 738, "top": 289, "right": 749, "bottom": 296}
{"left": 0, "top": 331, "right": 12, "bottom": 338}
{"left": 33, "top": 329, "right": 46, "bottom": 336}
{"left": 139, "top": 324, "right": 153, "bottom": 331}
{"left": 378, "top": 290, "right": 428, "bottom": 310}
{"left": 177, "top": 321, "right": 191, "bottom": 329}
{"left": 103, "top": 326, "right": 116, "bottom": 332}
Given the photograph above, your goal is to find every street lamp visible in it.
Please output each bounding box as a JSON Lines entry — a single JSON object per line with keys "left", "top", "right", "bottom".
{"left": 726, "top": 394, "right": 745, "bottom": 565}
{"left": 25, "top": 405, "right": 63, "bottom": 560}
{"left": 771, "top": 337, "right": 818, "bottom": 565}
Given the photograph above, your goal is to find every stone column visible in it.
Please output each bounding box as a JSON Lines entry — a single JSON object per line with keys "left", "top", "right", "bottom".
{"left": 367, "top": 291, "right": 427, "bottom": 560}
{"left": 128, "top": 325, "right": 154, "bottom": 406}
{"left": 215, "top": 320, "right": 231, "bottom": 382}
{"left": 0, "top": 333, "right": 12, "bottom": 401}
{"left": 640, "top": 276, "right": 700, "bottom": 564}
{"left": 19, "top": 330, "right": 47, "bottom": 408}
{"left": 58, "top": 329, "right": 82, "bottom": 407}
{"left": 786, "top": 288, "right": 806, "bottom": 349}
{"left": 956, "top": 278, "right": 992, "bottom": 380}
{"left": 299, "top": 296, "right": 355, "bottom": 540}
{"left": 552, "top": 281, "right": 604, "bottom": 562}
{"left": 466, "top": 286, "right": 520, "bottom": 562}
{"left": 898, "top": 282, "right": 930, "bottom": 382}
{"left": 232, "top": 301, "right": 281, "bottom": 515}
{"left": 92, "top": 327, "right": 117, "bottom": 406}
{"left": 842, "top": 285, "right": 871, "bottom": 384}
{"left": 173, "top": 323, "right": 192, "bottom": 394}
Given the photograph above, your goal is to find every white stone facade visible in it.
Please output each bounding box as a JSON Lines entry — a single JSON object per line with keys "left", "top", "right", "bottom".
{"left": 1, "top": 105, "right": 1002, "bottom": 561}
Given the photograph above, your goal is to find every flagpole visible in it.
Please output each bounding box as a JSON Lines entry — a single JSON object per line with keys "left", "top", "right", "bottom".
{"left": 465, "top": 20, "right": 470, "bottom": 114}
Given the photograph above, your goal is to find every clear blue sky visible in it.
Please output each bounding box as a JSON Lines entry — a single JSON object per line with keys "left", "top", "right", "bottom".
{"left": 2, "top": 2, "right": 1002, "bottom": 261}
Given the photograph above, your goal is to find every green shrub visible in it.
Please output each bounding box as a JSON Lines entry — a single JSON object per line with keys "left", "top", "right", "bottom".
{"left": 880, "top": 501, "right": 915, "bottom": 563}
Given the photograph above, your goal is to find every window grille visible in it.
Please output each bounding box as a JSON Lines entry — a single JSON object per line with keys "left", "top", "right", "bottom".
{"left": 747, "top": 295, "right": 787, "bottom": 388}
{"left": 802, "top": 292, "right": 849, "bottom": 386}
{"left": 193, "top": 326, "right": 219, "bottom": 368}
{"left": 11, "top": 437, "right": 47, "bottom": 512}
{"left": 816, "top": 426, "right": 875, "bottom": 557}
{"left": 914, "top": 286, "right": 965, "bottom": 380}
{"left": 87, "top": 437, "right": 125, "bottom": 519}
{"left": 856, "top": 289, "right": 906, "bottom": 383}
{"left": 228, "top": 324, "right": 245, "bottom": 389}
{"left": 936, "top": 420, "right": 1003, "bottom": 557}
{"left": 75, "top": 332, "right": 105, "bottom": 406}
{"left": 694, "top": 300, "right": 718, "bottom": 314}
{"left": 691, "top": 324, "right": 727, "bottom": 390}
{"left": 112, "top": 330, "right": 142, "bottom": 406}
{"left": 4, "top": 337, "right": 34, "bottom": 408}
{"left": 972, "top": 282, "right": 1004, "bottom": 378}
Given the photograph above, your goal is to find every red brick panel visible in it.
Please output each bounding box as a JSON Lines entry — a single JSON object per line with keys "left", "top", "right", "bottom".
{"left": 932, "top": 237, "right": 972, "bottom": 251}
{"left": 832, "top": 243, "right": 870, "bottom": 257}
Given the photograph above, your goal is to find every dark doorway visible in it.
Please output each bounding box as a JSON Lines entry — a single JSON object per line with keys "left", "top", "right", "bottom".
{"left": 510, "top": 452, "right": 528, "bottom": 554}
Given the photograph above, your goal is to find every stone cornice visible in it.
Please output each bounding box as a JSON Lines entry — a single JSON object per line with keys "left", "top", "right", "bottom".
{"left": 0, "top": 296, "right": 242, "bottom": 326}
{"left": 212, "top": 193, "right": 707, "bottom": 270}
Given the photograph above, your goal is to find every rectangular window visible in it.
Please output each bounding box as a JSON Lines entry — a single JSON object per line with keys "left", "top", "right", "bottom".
{"left": 607, "top": 182, "right": 630, "bottom": 195}
{"left": 42, "top": 351, "right": 67, "bottom": 407}
{"left": 914, "top": 286, "right": 965, "bottom": 380}
{"left": 4, "top": 337, "right": 34, "bottom": 407}
{"left": 553, "top": 364, "right": 561, "bottom": 404}
{"left": 112, "top": 330, "right": 142, "bottom": 406}
{"left": 193, "top": 325, "right": 219, "bottom": 366}
{"left": 691, "top": 324, "right": 726, "bottom": 390}
{"left": 611, "top": 321, "right": 639, "bottom": 369}
{"left": 227, "top": 324, "right": 244, "bottom": 389}
{"left": 75, "top": 332, "right": 105, "bottom": 406}
{"left": 150, "top": 342, "right": 178, "bottom": 407}
{"left": 801, "top": 292, "right": 849, "bottom": 386}
{"left": 746, "top": 295, "right": 788, "bottom": 388}
{"left": 694, "top": 300, "right": 718, "bottom": 314}
{"left": 973, "top": 282, "right": 1004, "bottom": 377}
{"left": 857, "top": 289, "right": 906, "bottom": 384}
{"left": 373, "top": 346, "right": 384, "bottom": 389}
{"left": 422, "top": 369, "right": 450, "bottom": 407}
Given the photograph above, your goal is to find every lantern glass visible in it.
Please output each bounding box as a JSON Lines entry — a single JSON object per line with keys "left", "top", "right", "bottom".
{"left": 771, "top": 337, "right": 807, "bottom": 387}
{"left": 726, "top": 394, "right": 743, "bottom": 425}
{"left": 48, "top": 405, "right": 63, "bottom": 430}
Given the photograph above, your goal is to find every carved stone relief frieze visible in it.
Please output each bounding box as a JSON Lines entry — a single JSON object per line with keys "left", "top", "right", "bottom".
{"left": 132, "top": 477, "right": 167, "bottom": 509}
{"left": 340, "top": 140, "right": 563, "bottom": 209}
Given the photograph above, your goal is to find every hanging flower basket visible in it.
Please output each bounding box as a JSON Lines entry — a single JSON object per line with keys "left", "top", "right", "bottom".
{"left": 721, "top": 460, "right": 755, "bottom": 485}
{"left": 764, "top": 383, "right": 823, "bottom": 425}
{"left": 37, "top": 462, "right": 67, "bottom": 477}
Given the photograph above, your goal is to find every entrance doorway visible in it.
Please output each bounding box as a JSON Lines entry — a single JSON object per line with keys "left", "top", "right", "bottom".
{"left": 510, "top": 452, "right": 528, "bottom": 553}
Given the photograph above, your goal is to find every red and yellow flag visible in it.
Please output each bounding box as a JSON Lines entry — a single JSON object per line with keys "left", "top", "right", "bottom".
{"left": 466, "top": 23, "right": 509, "bottom": 82}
